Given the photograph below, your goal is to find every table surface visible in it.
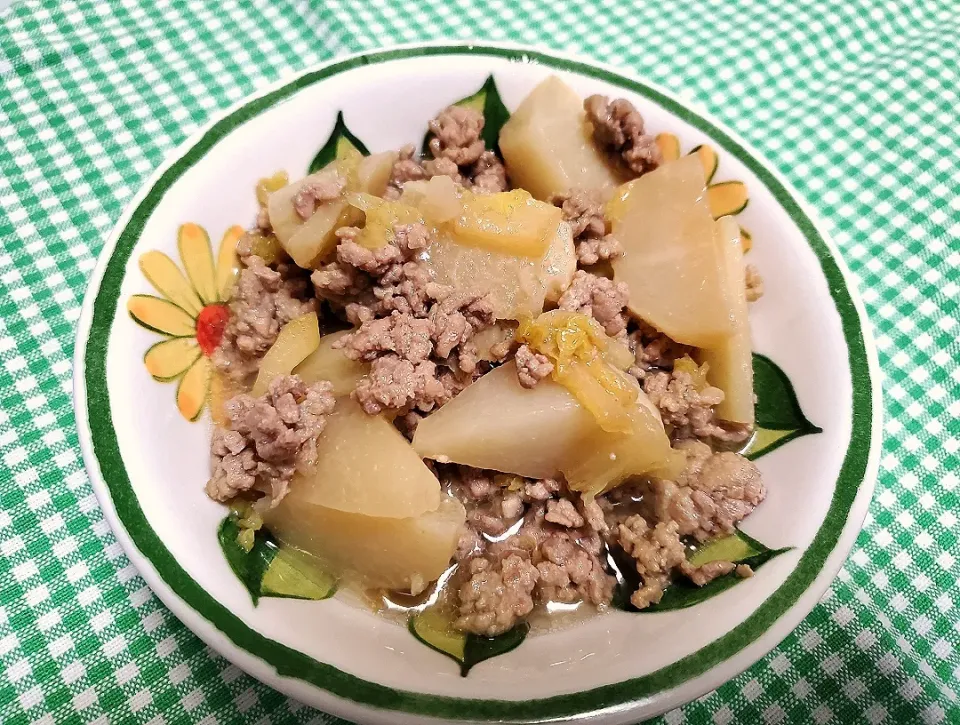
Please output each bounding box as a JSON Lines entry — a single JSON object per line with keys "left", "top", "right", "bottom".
{"left": 1, "top": 1, "right": 958, "bottom": 723}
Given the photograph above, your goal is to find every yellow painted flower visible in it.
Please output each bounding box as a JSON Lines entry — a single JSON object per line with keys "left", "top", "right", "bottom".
{"left": 656, "top": 133, "right": 752, "bottom": 252}
{"left": 127, "top": 223, "right": 243, "bottom": 421}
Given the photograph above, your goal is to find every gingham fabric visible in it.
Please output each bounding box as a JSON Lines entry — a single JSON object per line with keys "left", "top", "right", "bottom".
{"left": 0, "top": 0, "right": 957, "bottom": 723}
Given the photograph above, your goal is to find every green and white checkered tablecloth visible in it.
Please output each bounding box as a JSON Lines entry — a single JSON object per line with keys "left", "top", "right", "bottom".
{"left": 0, "top": 1, "right": 957, "bottom": 723}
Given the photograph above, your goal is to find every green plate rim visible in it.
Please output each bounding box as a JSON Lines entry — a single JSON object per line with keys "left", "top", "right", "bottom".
{"left": 80, "top": 44, "right": 874, "bottom": 721}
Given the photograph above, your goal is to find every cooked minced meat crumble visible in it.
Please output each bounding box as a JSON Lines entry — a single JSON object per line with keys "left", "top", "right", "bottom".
{"left": 207, "top": 375, "right": 335, "bottom": 507}
{"left": 584, "top": 94, "right": 661, "bottom": 176}
{"left": 204, "top": 77, "right": 768, "bottom": 638}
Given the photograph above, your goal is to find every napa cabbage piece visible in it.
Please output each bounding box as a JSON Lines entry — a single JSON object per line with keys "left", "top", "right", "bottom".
{"left": 264, "top": 494, "right": 465, "bottom": 592}
{"left": 293, "top": 397, "right": 441, "bottom": 518}
{"left": 256, "top": 170, "right": 290, "bottom": 207}
{"left": 251, "top": 312, "right": 320, "bottom": 396}
{"left": 242, "top": 232, "right": 285, "bottom": 265}
{"left": 347, "top": 193, "right": 426, "bottom": 248}
{"left": 268, "top": 150, "right": 397, "bottom": 268}
{"left": 453, "top": 189, "right": 561, "bottom": 258}
{"left": 698, "top": 217, "right": 755, "bottom": 425}
{"left": 499, "top": 75, "right": 627, "bottom": 201}
{"left": 293, "top": 330, "right": 368, "bottom": 397}
{"left": 246, "top": 171, "right": 289, "bottom": 264}
{"left": 673, "top": 355, "right": 711, "bottom": 389}
{"left": 515, "top": 310, "right": 637, "bottom": 434}
{"left": 609, "top": 155, "right": 734, "bottom": 347}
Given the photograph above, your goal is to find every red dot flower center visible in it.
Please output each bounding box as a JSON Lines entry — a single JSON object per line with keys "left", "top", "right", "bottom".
{"left": 196, "top": 304, "right": 229, "bottom": 356}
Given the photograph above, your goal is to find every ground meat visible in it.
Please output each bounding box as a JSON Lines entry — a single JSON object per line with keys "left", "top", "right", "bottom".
{"left": 428, "top": 106, "right": 485, "bottom": 166}
{"left": 616, "top": 516, "right": 686, "bottom": 609}
{"left": 523, "top": 477, "right": 563, "bottom": 502}
{"left": 336, "top": 312, "right": 436, "bottom": 363}
{"left": 489, "top": 338, "right": 514, "bottom": 363}
{"left": 370, "top": 261, "right": 435, "bottom": 320}
{"left": 422, "top": 156, "right": 466, "bottom": 186}
{"left": 445, "top": 466, "right": 511, "bottom": 505}
{"left": 383, "top": 138, "right": 507, "bottom": 201}
{"left": 627, "top": 324, "right": 692, "bottom": 378}
{"left": 576, "top": 235, "right": 623, "bottom": 267}
{"left": 475, "top": 499, "right": 613, "bottom": 611}
{"left": 470, "top": 150, "right": 508, "bottom": 194}
{"left": 424, "top": 147, "right": 505, "bottom": 193}
{"left": 446, "top": 466, "right": 523, "bottom": 506}
{"left": 455, "top": 554, "right": 539, "bottom": 636}
{"left": 314, "top": 226, "right": 435, "bottom": 323}
{"left": 545, "top": 498, "right": 585, "bottom": 528}
{"left": 456, "top": 340, "right": 481, "bottom": 375}
{"left": 646, "top": 440, "right": 765, "bottom": 542}
{"left": 440, "top": 466, "right": 525, "bottom": 549}
{"left": 384, "top": 144, "right": 428, "bottom": 201}
{"left": 615, "top": 488, "right": 761, "bottom": 607}
{"left": 642, "top": 368, "right": 749, "bottom": 443}
{"left": 438, "top": 365, "right": 479, "bottom": 400}
{"left": 534, "top": 531, "right": 614, "bottom": 606}
{"left": 551, "top": 190, "right": 606, "bottom": 239}
{"left": 456, "top": 527, "right": 484, "bottom": 562}
{"left": 206, "top": 375, "right": 335, "bottom": 506}
{"left": 392, "top": 222, "right": 433, "bottom": 255}
{"left": 336, "top": 294, "right": 491, "bottom": 396}
{"left": 745, "top": 264, "right": 764, "bottom": 302}
{"left": 428, "top": 288, "right": 495, "bottom": 360}
{"left": 337, "top": 239, "right": 404, "bottom": 276}
{"left": 292, "top": 171, "right": 344, "bottom": 220}
{"left": 515, "top": 344, "right": 553, "bottom": 388}
{"left": 322, "top": 222, "right": 494, "bottom": 413}
{"left": 352, "top": 355, "right": 446, "bottom": 415}
{"left": 438, "top": 465, "right": 614, "bottom": 631}
{"left": 584, "top": 95, "right": 661, "bottom": 176}
{"left": 502, "top": 492, "right": 525, "bottom": 520}
{"left": 550, "top": 190, "right": 623, "bottom": 267}
{"left": 319, "top": 223, "right": 436, "bottom": 322}
{"left": 213, "top": 256, "right": 317, "bottom": 381}
{"left": 311, "top": 260, "right": 370, "bottom": 299}
{"left": 736, "top": 564, "right": 755, "bottom": 578}
{"left": 346, "top": 341, "right": 484, "bottom": 416}
{"left": 558, "top": 269, "right": 630, "bottom": 338}
{"left": 643, "top": 368, "right": 723, "bottom": 433}
{"left": 580, "top": 495, "right": 608, "bottom": 534}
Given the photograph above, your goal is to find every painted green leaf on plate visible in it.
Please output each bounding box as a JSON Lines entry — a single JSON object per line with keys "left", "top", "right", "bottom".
{"left": 611, "top": 529, "right": 791, "bottom": 613}
{"left": 744, "top": 353, "right": 823, "bottom": 460}
{"left": 218, "top": 515, "right": 337, "bottom": 605}
{"left": 409, "top": 605, "right": 529, "bottom": 677}
{"left": 421, "top": 74, "right": 511, "bottom": 157}
{"left": 309, "top": 110, "right": 371, "bottom": 174}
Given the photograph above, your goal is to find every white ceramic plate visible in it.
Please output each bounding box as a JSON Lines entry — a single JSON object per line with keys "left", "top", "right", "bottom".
{"left": 73, "top": 43, "right": 881, "bottom": 725}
